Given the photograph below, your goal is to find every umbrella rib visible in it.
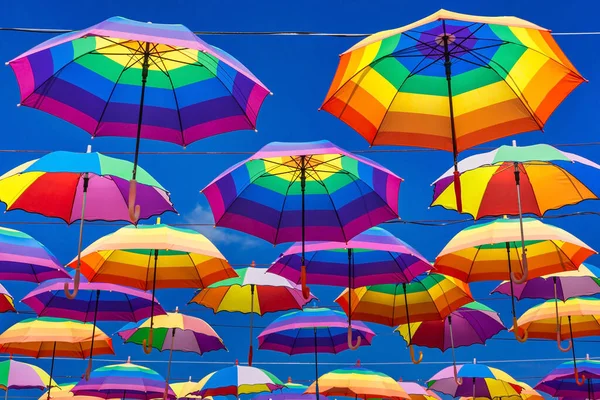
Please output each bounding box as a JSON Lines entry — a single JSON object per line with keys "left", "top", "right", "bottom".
{"left": 432, "top": 274, "right": 458, "bottom": 320}
{"left": 307, "top": 166, "right": 346, "bottom": 241}
{"left": 272, "top": 167, "right": 303, "bottom": 245}
{"left": 186, "top": 252, "right": 205, "bottom": 289}
{"left": 326, "top": 326, "right": 338, "bottom": 354}
{"left": 466, "top": 246, "right": 482, "bottom": 282}
{"left": 153, "top": 49, "right": 185, "bottom": 145}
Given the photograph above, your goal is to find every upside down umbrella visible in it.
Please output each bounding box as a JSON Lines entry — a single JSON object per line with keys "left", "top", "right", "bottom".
{"left": 269, "top": 227, "right": 431, "bottom": 350}
{"left": 201, "top": 139, "right": 402, "bottom": 299}
{"left": 435, "top": 217, "right": 595, "bottom": 340}
{"left": 0, "top": 147, "right": 175, "bottom": 298}
{"left": 0, "top": 358, "right": 57, "bottom": 400}
{"left": 535, "top": 355, "right": 600, "bottom": 399}
{"left": 321, "top": 9, "right": 584, "bottom": 211}
{"left": 67, "top": 219, "right": 237, "bottom": 353}
{"left": 336, "top": 273, "right": 473, "bottom": 364}
{"left": 8, "top": 16, "right": 270, "bottom": 222}
{"left": 189, "top": 262, "right": 315, "bottom": 365}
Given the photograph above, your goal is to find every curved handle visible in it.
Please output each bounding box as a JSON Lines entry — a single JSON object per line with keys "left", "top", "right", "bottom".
{"left": 556, "top": 330, "right": 572, "bottom": 352}
{"left": 575, "top": 367, "right": 586, "bottom": 386}
{"left": 64, "top": 267, "right": 81, "bottom": 299}
{"left": 347, "top": 326, "right": 361, "bottom": 350}
{"left": 513, "top": 317, "right": 528, "bottom": 343}
{"left": 248, "top": 344, "right": 253, "bottom": 366}
{"left": 453, "top": 170, "right": 462, "bottom": 214}
{"left": 128, "top": 179, "right": 141, "bottom": 224}
{"left": 511, "top": 251, "right": 528, "bottom": 284}
{"left": 453, "top": 364, "right": 463, "bottom": 385}
{"left": 301, "top": 265, "right": 311, "bottom": 300}
{"left": 142, "top": 328, "right": 154, "bottom": 354}
{"left": 84, "top": 357, "right": 92, "bottom": 381}
{"left": 409, "top": 345, "right": 423, "bottom": 364}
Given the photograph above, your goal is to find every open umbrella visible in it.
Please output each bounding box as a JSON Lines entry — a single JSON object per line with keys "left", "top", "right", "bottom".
{"left": 0, "top": 147, "right": 175, "bottom": 298}
{"left": 189, "top": 262, "right": 315, "bottom": 365}
{"left": 0, "top": 286, "right": 15, "bottom": 314}
{"left": 201, "top": 140, "right": 402, "bottom": 299}
{"left": 254, "top": 378, "right": 327, "bottom": 400}
{"left": 321, "top": 9, "right": 584, "bottom": 211}
{"left": 268, "top": 227, "right": 431, "bottom": 349}
{"left": 0, "top": 357, "right": 57, "bottom": 400}
{"left": 460, "top": 382, "right": 543, "bottom": 400}
{"left": 8, "top": 16, "right": 270, "bottom": 222}
{"left": 169, "top": 378, "right": 202, "bottom": 399}
{"left": 39, "top": 382, "right": 104, "bottom": 400}
{"left": 536, "top": 355, "right": 600, "bottom": 399}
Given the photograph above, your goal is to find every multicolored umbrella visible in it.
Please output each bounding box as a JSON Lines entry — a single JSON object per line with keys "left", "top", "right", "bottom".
{"left": 0, "top": 226, "right": 68, "bottom": 283}
{"left": 398, "top": 382, "right": 441, "bottom": 400}
{"left": 190, "top": 360, "right": 284, "bottom": 397}
{"left": 435, "top": 217, "right": 595, "bottom": 341}
{"left": 253, "top": 378, "right": 327, "bottom": 400}
{"left": 117, "top": 307, "right": 227, "bottom": 398}
{"left": 72, "top": 358, "right": 175, "bottom": 400}
{"left": 336, "top": 273, "right": 473, "bottom": 363}
{"left": 67, "top": 220, "right": 236, "bottom": 353}
{"left": 515, "top": 297, "right": 600, "bottom": 384}
{"left": 202, "top": 139, "right": 402, "bottom": 298}
{"left": 321, "top": 9, "right": 584, "bottom": 211}
{"left": 0, "top": 357, "right": 57, "bottom": 399}
{"left": 395, "top": 302, "right": 505, "bottom": 381}
{"left": 8, "top": 16, "right": 270, "bottom": 221}
{"left": 305, "top": 360, "right": 409, "bottom": 399}
{"left": 189, "top": 263, "right": 315, "bottom": 365}
{"left": 0, "top": 285, "right": 15, "bottom": 314}
{"left": 535, "top": 356, "right": 600, "bottom": 398}
{"left": 459, "top": 381, "right": 542, "bottom": 400}
{"left": 268, "top": 226, "right": 431, "bottom": 348}
{"left": 258, "top": 307, "right": 374, "bottom": 398}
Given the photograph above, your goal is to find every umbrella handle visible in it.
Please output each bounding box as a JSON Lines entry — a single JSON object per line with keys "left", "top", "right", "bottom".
{"left": 142, "top": 328, "right": 154, "bottom": 354}
{"left": 301, "top": 265, "right": 311, "bottom": 300}
{"left": 453, "top": 365, "right": 463, "bottom": 385}
{"left": 128, "top": 179, "right": 141, "bottom": 223}
{"left": 64, "top": 267, "right": 81, "bottom": 299}
{"left": 575, "top": 367, "right": 586, "bottom": 386}
{"left": 513, "top": 317, "right": 528, "bottom": 343}
{"left": 511, "top": 251, "right": 528, "bottom": 284}
{"left": 347, "top": 326, "right": 361, "bottom": 350}
{"left": 557, "top": 331, "right": 572, "bottom": 352}
{"left": 84, "top": 357, "right": 92, "bottom": 381}
{"left": 409, "top": 345, "right": 423, "bottom": 364}
{"left": 453, "top": 170, "right": 462, "bottom": 214}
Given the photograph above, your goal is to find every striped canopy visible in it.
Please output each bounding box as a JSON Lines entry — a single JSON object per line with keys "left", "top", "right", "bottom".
{"left": 202, "top": 140, "right": 402, "bottom": 244}
{"left": 40, "top": 383, "right": 103, "bottom": 400}
{"left": 461, "top": 382, "right": 543, "bottom": 400}
{"left": 67, "top": 223, "right": 237, "bottom": 290}
{"left": 191, "top": 363, "right": 284, "bottom": 397}
{"left": 535, "top": 359, "right": 600, "bottom": 397}
{"left": 435, "top": 217, "right": 596, "bottom": 282}
{"left": 8, "top": 16, "right": 270, "bottom": 145}
{"left": 0, "top": 284, "right": 15, "bottom": 314}
{"left": 321, "top": 9, "right": 584, "bottom": 152}
{"left": 0, "top": 358, "right": 56, "bottom": 390}
{"left": 254, "top": 381, "right": 327, "bottom": 400}
{"left": 268, "top": 227, "right": 432, "bottom": 287}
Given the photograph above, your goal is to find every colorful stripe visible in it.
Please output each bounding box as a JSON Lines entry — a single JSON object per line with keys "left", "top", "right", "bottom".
{"left": 191, "top": 364, "right": 284, "bottom": 397}
{"left": 536, "top": 359, "right": 600, "bottom": 397}
{"left": 322, "top": 10, "right": 584, "bottom": 151}
{"left": 0, "top": 359, "right": 56, "bottom": 390}
{"left": 0, "top": 284, "right": 15, "bottom": 314}
{"left": 254, "top": 381, "right": 327, "bottom": 400}
{"left": 435, "top": 217, "right": 596, "bottom": 282}
{"left": 269, "top": 227, "right": 431, "bottom": 287}
{"left": 8, "top": 17, "right": 270, "bottom": 145}
{"left": 202, "top": 140, "right": 401, "bottom": 245}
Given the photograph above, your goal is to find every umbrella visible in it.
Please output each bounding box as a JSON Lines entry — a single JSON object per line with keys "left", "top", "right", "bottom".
{"left": 321, "top": 9, "right": 584, "bottom": 211}
{"left": 254, "top": 378, "right": 328, "bottom": 400}
{"left": 0, "top": 317, "right": 114, "bottom": 400}
{"left": 8, "top": 16, "right": 270, "bottom": 222}
{"left": 190, "top": 360, "right": 284, "bottom": 397}
{"left": 398, "top": 382, "right": 441, "bottom": 400}
{"left": 459, "top": 381, "right": 541, "bottom": 400}
{"left": 67, "top": 219, "right": 237, "bottom": 353}
{"left": 117, "top": 307, "right": 227, "bottom": 399}
{"left": 514, "top": 297, "right": 600, "bottom": 385}
{"left": 336, "top": 273, "right": 473, "bottom": 363}
{"left": 0, "top": 147, "right": 175, "bottom": 298}
{"left": 39, "top": 383, "right": 105, "bottom": 400}
{"left": 435, "top": 217, "right": 595, "bottom": 341}
{"left": 169, "top": 378, "right": 202, "bottom": 399}
{"left": 305, "top": 360, "right": 409, "bottom": 399}
{"left": 395, "top": 301, "right": 505, "bottom": 381}
{"left": 431, "top": 142, "right": 600, "bottom": 283}
{"left": 72, "top": 357, "right": 175, "bottom": 400}
{"left": 189, "top": 263, "right": 315, "bottom": 365}
{"left": 0, "top": 357, "right": 57, "bottom": 400}
{"left": 201, "top": 139, "right": 402, "bottom": 298}
{"left": 0, "top": 285, "right": 15, "bottom": 314}
{"left": 22, "top": 272, "right": 167, "bottom": 378}
{"left": 257, "top": 307, "right": 374, "bottom": 398}
{"left": 0, "top": 226, "right": 68, "bottom": 283}
{"left": 535, "top": 355, "right": 600, "bottom": 398}
{"left": 268, "top": 226, "right": 431, "bottom": 349}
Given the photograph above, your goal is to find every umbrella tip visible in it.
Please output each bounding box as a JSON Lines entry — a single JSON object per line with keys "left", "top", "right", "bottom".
{"left": 157, "top": 217, "right": 161, "bottom": 224}
{"left": 235, "top": 359, "right": 239, "bottom": 365}
{"left": 250, "top": 260, "right": 256, "bottom": 267}
{"left": 175, "top": 306, "right": 179, "bottom": 313}
{"left": 356, "top": 359, "right": 360, "bottom": 367}
{"left": 16, "top": 103, "right": 21, "bottom": 107}
{"left": 189, "top": 376, "right": 192, "bottom": 382}
{"left": 127, "top": 356, "right": 131, "bottom": 363}
{"left": 86, "top": 144, "right": 92, "bottom": 153}
{"left": 473, "top": 358, "right": 477, "bottom": 364}
{"left": 4, "top": 62, "right": 9, "bottom": 66}
{"left": 587, "top": 354, "right": 590, "bottom": 360}
{"left": 288, "top": 376, "right": 292, "bottom": 383}
{"left": 512, "top": 140, "right": 517, "bottom": 147}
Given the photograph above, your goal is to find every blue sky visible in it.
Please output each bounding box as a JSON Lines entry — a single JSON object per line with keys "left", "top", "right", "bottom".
{"left": 2, "top": 0, "right": 600, "bottom": 397}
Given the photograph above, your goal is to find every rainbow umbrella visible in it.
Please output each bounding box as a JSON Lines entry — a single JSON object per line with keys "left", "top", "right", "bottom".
{"left": 0, "top": 358, "right": 57, "bottom": 400}
{"left": 398, "top": 382, "right": 441, "bottom": 400}
{"left": 0, "top": 285, "right": 15, "bottom": 314}
{"left": 72, "top": 358, "right": 175, "bottom": 400}
{"left": 253, "top": 378, "right": 328, "bottom": 400}
{"left": 117, "top": 307, "right": 227, "bottom": 399}
{"left": 189, "top": 263, "right": 315, "bottom": 365}
{"left": 395, "top": 302, "right": 505, "bottom": 381}
{"left": 460, "top": 382, "right": 543, "bottom": 400}
{"left": 321, "top": 9, "right": 584, "bottom": 211}
{"left": 0, "top": 226, "right": 68, "bottom": 283}
{"left": 8, "top": 16, "right": 270, "bottom": 221}
{"left": 305, "top": 360, "right": 409, "bottom": 399}
{"left": 535, "top": 356, "right": 600, "bottom": 399}
{"left": 0, "top": 148, "right": 175, "bottom": 297}
{"left": 268, "top": 227, "right": 431, "bottom": 349}
{"left": 257, "top": 307, "right": 374, "bottom": 398}
{"left": 336, "top": 273, "right": 473, "bottom": 363}
{"left": 22, "top": 272, "right": 166, "bottom": 378}
{"left": 514, "top": 297, "right": 600, "bottom": 385}
{"left": 67, "top": 220, "right": 236, "bottom": 353}
{"left": 435, "top": 217, "right": 595, "bottom": 341}
{"left": 190, "top": 360, "right": 284, "bottom": 397}
{"left": 202, "top": 140, "right": 402, "bottom": 298}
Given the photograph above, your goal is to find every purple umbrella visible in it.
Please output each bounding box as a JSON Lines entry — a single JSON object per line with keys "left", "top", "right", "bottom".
{"left": 535, "top": 355, "right": 600, "bottom": 399}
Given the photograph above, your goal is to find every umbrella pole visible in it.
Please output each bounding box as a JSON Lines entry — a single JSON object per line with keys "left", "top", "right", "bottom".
{"left": 85, "top": 289, "right": 101, "bottom": 380}
{"left": 506, "top": 242, "right": 527, "bottom": 342}
{"left": 448, "top": 316, "right": 462, "bottom": 385}
{"left": 164, "top": 328, "right": 175, "bottom": 400}
{"left": 300, "top": 155, "right": 311, "bottom": 299}
{"left": 569, "top": 316, "right": 586, "bottom": 385}
{"left": 512, "top": 156, "right": 528, "bottom": 284}
{"left": 128, "top": 42, "right": 151, "bottom": 223}
{"left": 65, "top": 171, "right": 89, "bottom": 299}
{"left": 555, "top": 277, "right": 571, "bottom": 352}
{"left": 143, "top": 249, "right": 159, "bottom": 354}
{"left": 314, "top": 327, "right": 319, "bottom": 400}
{"left": 347, "top": 249, "right": 360, "bottom": 350}
{"left": 46, "top": 342, "right": 56, "bottom": 400}
{"left": 248, "top": 284, "right": 255, "bottom": 366}
{"left": 402, "top": 283, "right": 422, "bottom": 364}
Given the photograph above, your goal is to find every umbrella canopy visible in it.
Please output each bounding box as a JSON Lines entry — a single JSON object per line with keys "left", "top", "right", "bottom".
{"left": 305, "top": 361, "right": 409, "bottom": 399}
{"left": 0, "top": 358, "right": 56, "bottom": 391}
{"left": 459, "top": 381, "right": 541, "bottom": 400}
{"left": 398, "top": 382, "right": 441, "bottom": 400}
{"left": 72, "top": 359, "right": 175, "bottom": 399}
{"left": 0, "top": 226, "right": 68, "bottom": 283}
{"left": 0, "top": 285, "right": 15, "bottom": 313}
{"left": 253, "top": 380, "right": 327, "bottom": 400}
{"left": 535, "top": 358, "right": 600, "bottom": 398}
{"left": 40, "top": 383, "right": 105, "bottom": 400}
{"left": 169, "top": 378, "right": 202, "bottom": 399}
{"left": 190, "top": 362, "right": 284, "bottom": 397}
